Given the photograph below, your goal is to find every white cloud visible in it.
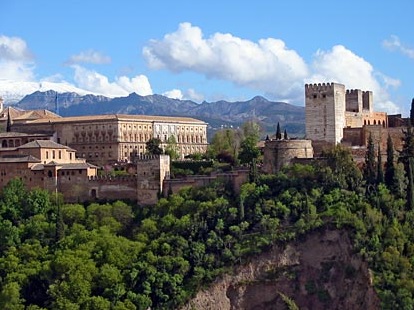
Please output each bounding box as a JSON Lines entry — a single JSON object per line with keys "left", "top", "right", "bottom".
{"left": 143, "top": 22, "right": 308, "bottom": 99}
{"left": 163, "top": 89, "right": 183, "bottom": 100}
{"left": 307, "top": 45, "right": 400, "bottom": 114}
{"left": 185, "top": 88, "right": 204, "bottom": 102}
{"left": 66, "top": 49, "right": 112, "bottom": 65}
{"left": 383, "top": 35, "right": 414, "bottom": 59}
{"left": 0, "top": 35, "right": 35, "bottom": 81}
{"left": 72, "top": 65, "right": 152, "bottom": 97}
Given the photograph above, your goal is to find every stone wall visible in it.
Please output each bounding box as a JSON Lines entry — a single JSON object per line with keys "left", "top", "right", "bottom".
{"left": 262, "top": 139, "right": 314, "bottom": 174}
{"left": 164, "top": 169, "right": 250, "bottom": 197}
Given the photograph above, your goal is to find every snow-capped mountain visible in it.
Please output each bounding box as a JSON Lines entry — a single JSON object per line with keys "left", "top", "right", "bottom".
{"left": 0, "top": 80, "right": 98, "bottom": 105}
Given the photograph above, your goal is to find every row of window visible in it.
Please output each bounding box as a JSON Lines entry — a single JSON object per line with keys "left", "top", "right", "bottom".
{"left": 364, "top": 119, "right": 386, "bottom": 127}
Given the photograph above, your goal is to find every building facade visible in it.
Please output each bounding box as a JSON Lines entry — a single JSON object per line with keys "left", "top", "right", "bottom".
{"left": 0, "top": 140, "right": 98, "bottom": 194}
{"left": 305, "top": 83, "right": 387, "bottom": 144}
{"left": 9, "top": 113, "right": 208, "bottom": 165}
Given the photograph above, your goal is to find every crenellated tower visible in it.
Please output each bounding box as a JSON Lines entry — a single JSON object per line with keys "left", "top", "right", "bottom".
{"left": 305, "top": 82, "right": 346, "bottom": 144}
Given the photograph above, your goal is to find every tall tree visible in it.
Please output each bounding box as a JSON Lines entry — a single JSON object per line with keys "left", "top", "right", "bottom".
{"left": 284, "top": 129, "right": 288, "bottom": 140}
{"left": 377, "top": 144, "right": 384, "bottom": 184}
{"left": 408, "top": 158, "right": 414, "bottom": 209}
{"left": 400, "top": 125, "right": 414, "bottom": 174}
{"left": 364, "top": 133, "right": 377, "bottom": 186}
{"left": 385, "top": 134, "right": 396, "bottom": 190}
{"left": 410, "top": 98, "right": 414, "bottom": 126}
{"left": 208, "top": 128, "right": 240, "bottom": 162}
{"left": 276, "top": 122, "right": 282, "bottom": 140}
{"left": 6, "top": 109, "right": 12, "bottom": 133}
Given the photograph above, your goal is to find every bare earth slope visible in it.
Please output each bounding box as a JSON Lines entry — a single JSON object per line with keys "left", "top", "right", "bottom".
{"left": 182, "top": 229, "right": 380, "bottom": 310}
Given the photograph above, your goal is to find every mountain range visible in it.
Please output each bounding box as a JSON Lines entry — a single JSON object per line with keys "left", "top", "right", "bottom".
{"left": 12, "top": 90, "right": 306, "bottom": 138}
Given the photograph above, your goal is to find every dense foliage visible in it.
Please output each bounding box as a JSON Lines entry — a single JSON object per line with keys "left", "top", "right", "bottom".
{"left": 1, "top": 143, "right": 414, "bottom": 309}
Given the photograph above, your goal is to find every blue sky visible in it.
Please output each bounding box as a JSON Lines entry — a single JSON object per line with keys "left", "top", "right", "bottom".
{"left": 0, "top": 0, "right": 413, "bottom": 115}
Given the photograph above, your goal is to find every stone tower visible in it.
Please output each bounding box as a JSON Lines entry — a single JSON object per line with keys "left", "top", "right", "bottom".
{"left": 136, "top": 154, "right": 170, "bottom": 205}
{"left": 305, "top": 83, "right": 346, "bottom": 144}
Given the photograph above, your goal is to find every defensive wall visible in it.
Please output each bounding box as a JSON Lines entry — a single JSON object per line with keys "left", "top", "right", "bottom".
{"left": 262, "top": 139, "right": 314, "bottom": 174}
{"left": 163, "top": 168, "right": 250, "bottom": 197}
{"left": 56, "top": 162, "right": 250, "bottom": 206}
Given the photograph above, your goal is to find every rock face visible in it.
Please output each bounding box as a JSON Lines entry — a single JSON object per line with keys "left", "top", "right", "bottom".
{"left": 182, "top": 229, "right": 380, "bottom": 310}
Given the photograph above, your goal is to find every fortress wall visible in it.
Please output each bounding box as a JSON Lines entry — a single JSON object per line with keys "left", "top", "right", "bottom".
{"left": 163, "top": 169, "right": 250, "bottom": 197}
{"left": 343, "top": 127, "right": 364, "bottom": 146}
{"left": 262, "top": 139, "right": 314, "bottom": 174}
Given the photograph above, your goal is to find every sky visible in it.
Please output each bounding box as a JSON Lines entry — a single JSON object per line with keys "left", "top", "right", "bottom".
{"left": 0, "top": 0, "right": 413, "bottom": 115}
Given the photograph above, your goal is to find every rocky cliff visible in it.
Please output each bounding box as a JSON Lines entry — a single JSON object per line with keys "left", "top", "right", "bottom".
{"left": 182, "top": 229, "right": 380, "bottom": 310}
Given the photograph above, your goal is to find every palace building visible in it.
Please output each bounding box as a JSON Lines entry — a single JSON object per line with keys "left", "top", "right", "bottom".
{"left": 1, "top": 107, "right": 208, "bottom": 165}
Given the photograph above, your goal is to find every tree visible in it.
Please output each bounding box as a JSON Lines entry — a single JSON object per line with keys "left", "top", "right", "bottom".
{"left": 276, "top": 122, "right": 282, "bottom": 140}
{"left": 146, "top": 138, "right": 163, "bottom": 155}
{"left": 165, "top": 136, "right": 179, "bottom": 160}
{"left": 364, "top": 133, "right": 377, "bottom": 187}
{"left": 284, "top": 129, "right": 288, "bottom": 140}
{"left": 385, "top": 134, "right": 396, "bottom": 190}
{"left": 410, "top": 98, "right": 414, "bottom": 126}
{"left": 238, "top": 137, "right": 260, "bottom": 167}
{"left": 208, "top": 128, "right": 240, "bottom": 161}
{"left": 377, "top": 144, "right": 384, "bottom": 184}
{"left": 0, "top": 178, "right": 27, "bottom": 224}
{"left": 400, "top": 125, "right": 414, "bottom": 165}
{"left": 320, "top": 145, "right": 363, "bottom": 191}
{"left": 408, "top": 158, "right": 414, "bottom": 210}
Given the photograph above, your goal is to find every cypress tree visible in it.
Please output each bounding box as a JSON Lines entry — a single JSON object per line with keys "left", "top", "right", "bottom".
{"left": 6, "top": 109, "right": 12, "bottom": 132}
{"left": 400, "top": 125, "right": 414, "bottom": 167}
{"left": 408, "top": 157, "right": 414, "bottom": 209}
{"left": 385, "top": 134, "right": 396, "bottom": 190}
{"left": 276, "top": 122, "right": 282, "bottom": 140}
{"left": 364, "top": 133, "right": 377, "bottom": 186}
{"left": 284, "top": 129, "right": 288, "bottom": 140}
{"left": 410, "top": 98, "right": 414, "bottom": 126}
{"left": 377, "top": 143, "right": 384, "bottom": 184}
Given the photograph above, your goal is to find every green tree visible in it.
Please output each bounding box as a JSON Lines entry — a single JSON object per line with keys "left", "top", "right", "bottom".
{"left": 238, "top": 137, "right": 260, "bottom": 167}
{"left": 165, "top": 136, "right": 179, "bottom": 160}
{"left": 146, "top": 138, "right": 163, "bottom": 155}
{"left": 364, "top": 133, "right": 377, "bottom": 187}
{"left": 400, "top": 125, "right": 414, "bottom": 164}
{"left": 208, "top": 128, "right": 240, "bottom": 162}
{"left": 0, "top": 178, "right": 27, "bottom": 224}
{"left": 320, "top": 145, "right": 363, "bottom": 191}
{"left": 241, "top": 120, "right": 261, "bottom": 143}
{"left": 385, "top": 134, "right": 396, "bottom": 190}
{"left": 377, "top": 144, "right": 384, "bottom": 184}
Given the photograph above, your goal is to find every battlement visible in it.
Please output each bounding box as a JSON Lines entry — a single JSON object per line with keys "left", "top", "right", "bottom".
{"left": 88, "top": 175, "right": 138, "bottom": 182}
{"left": 134, "top": 154, "right": 170, "bottom": 162}
{"left": 305, "top": 82, "right": 343, "bottom": 96}
{"left": 346, "top": 89, "right": 362, "bottom": 96}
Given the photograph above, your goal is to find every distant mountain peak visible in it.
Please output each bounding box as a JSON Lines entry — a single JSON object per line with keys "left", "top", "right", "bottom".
{"left": 13, "top": 91, "right": 305, "bottom": 137}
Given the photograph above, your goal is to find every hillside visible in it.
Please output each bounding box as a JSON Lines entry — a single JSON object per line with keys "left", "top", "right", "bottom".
{"left": 183, "top": 229, "right": 379, "bottom": 310}
{"left": 14, "top": 91, "right": 305, "bottom": 137}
